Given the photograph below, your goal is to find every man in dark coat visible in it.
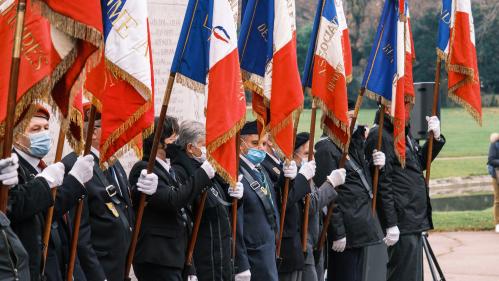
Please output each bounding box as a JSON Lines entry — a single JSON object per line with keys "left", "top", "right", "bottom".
{"left": 62, "top": 109, "right": 135, "bottom": 281}
{"left": 7, "top": 105, "right": 93, "bottom": 281}
{"left": 129, "top": 116, "right": 215, "bottom": 281}
{"left": 292, "top": 132, "right": 339, "bottom": 281}
{"left": 366, "top": 107, "right": 445, "bottom": 281}
{"left": 274, "top": 132, "right": 316, "bottom": 281}
{"left": 315, "top": 101, "right": 384, "bottom": 281}
{"left": 168, "top": 120, "right": 243, "bottom": 281}
{"left": 235, "top": 121, "right": 297, "bottom": 281}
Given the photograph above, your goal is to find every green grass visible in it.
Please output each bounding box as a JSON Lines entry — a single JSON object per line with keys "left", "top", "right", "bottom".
{"left": 432, "top": 208, "right": 495, "bottom": 232}
{"left": 248, "top": 107, "right": 498, "bottom": 179}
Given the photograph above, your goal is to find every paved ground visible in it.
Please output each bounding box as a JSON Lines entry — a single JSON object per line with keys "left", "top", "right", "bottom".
{"left": 424, "top": 231, "right": 499, "bottom": 281}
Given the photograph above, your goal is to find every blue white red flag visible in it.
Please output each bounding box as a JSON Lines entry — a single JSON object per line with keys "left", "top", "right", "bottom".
{"left": 85, "top": 0, "right": 154, "bottom": 164}
{"left": 239, "top": 0, "right": 303, "bottom": 159}
{"left": 302, "top": 0, "right": 352, "bottom": 152}
{"left": 171, "top": 0, "right": 246, "bottom": 185}
{"left": 361, "top": 0, "right": 412, "bottom": 166}
{"left": 437, "top": 0, "right": 481, "bottom": 124}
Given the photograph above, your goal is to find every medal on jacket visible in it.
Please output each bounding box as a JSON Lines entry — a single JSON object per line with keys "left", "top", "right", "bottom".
{"left": 105, "top": 202, "right": 120, "bottom": 218}
{"left": 272, "top": 167, "right": 281, "bottom": 175}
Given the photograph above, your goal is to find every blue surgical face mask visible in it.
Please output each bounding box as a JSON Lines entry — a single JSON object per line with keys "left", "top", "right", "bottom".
{"left": 245, "top": 148, "right": 266, "bottom": 165}
{"left": 28, "top": 131, "right": 52, "bottom": 158}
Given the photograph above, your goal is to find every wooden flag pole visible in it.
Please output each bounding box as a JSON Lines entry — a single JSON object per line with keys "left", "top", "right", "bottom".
{"left": 425, "top": 58, "right": 442, "bottom": 186}
{"left": 231, "top": 133, "right": 241, "bottom": 258}
{"left": 40, "top": 126, "right": 65, "bottom": 276}
{"left": 276, "top": 115, "right": 300, "bottom": 258}
{"left": 124, "top": 72, "right": 176, "bottom": 280}
{"left": 67, "top": 105, "right": 97, "bottom": 280}
{"left": 301, "top": 98, "right": 317, "bottom": 252}
{"left": 185, "top": 191, "right": 208, "bottom": 267}
{"left": 0, "top": 0, "right": 27, "bottom": 213}
{"left": 317, "top": 89, "right": 365, "bottom": 251}
{"left": 371, "top": 104, "right": 386, "bottom": 213}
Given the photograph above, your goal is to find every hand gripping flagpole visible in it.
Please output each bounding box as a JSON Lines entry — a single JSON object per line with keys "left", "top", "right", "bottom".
{"left": 424, "top": 57, "right": 442, "bottom": 186}
{"left": 316, "top": 89, "right": 364, "bottom": 251}
{"left": 124, "top": 72, "right": 176, "bottom": 280}
{"left": 301, "top": 98, "right": 317, "bottom": 253}
{"left": 0, "top": 0, "right": 27, "bottom": 213}
{"left": 67, "top": 105, "right": 97, "bottom": 281}
{"left": 276, "top": 117, "right": 300, "bottom": 258}
{"left": 41, "top": 126, "right": 65, "bottom": 276}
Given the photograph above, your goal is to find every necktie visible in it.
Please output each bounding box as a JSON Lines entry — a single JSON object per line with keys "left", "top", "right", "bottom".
{"left": 38, "top": 160, "right": 47, "bottom": 170}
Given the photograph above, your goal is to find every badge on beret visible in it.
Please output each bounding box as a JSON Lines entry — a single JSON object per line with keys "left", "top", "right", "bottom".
{"left": 105, "top": 203, "right": 119, "bottom": 218}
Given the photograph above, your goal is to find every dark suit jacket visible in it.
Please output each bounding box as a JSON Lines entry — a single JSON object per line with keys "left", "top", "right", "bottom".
{"left": 235, "top": 159, "right": 280, "bottom": 280}
{"left": 63, "top": 152, "right": 134, "bottom": 281}
{"left": 8, "top": 154, "right": 86, "bottom": 281}
{"left": 129, "top": 159, "right": 211, "bottom": 270}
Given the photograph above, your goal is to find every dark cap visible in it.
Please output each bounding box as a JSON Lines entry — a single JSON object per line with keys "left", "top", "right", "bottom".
{"left": 241, "top": 121, "right": 258, "bottom": 136}
{"left": 33, "top": 104, "right": 50, "bottom": 120}
{"left": 294, "top": 132, "right": 310, "bottom": 151}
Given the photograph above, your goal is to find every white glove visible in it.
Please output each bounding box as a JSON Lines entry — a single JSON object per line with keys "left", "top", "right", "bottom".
{"left": 234, "top": 269, "right": 251, "bottom": 281}
{"left": 327, "top": 168, "right": 346, "bottom": 187}
{"left": 332, "top": 237, "right": 346, "bottom": 252}
{"left": 384, "top": 225, "right": 400, "bottom": 247}
{"left": 69, "top": 155, "right": 95, "bottom": 185}
{"left": 299, "top": 160, "right": 316, "bottom": 180}
{"left": 229, "top": 175, "right": 244, "bottom": 199}
{"left": 372, "top": 149, "right": 386, "bottom": 169}
{"left": 0, "top": 154, "right": 19, "bottom": 187}
{"left": 137, "top": 170, "right": 158, "bottom": 195}
{"left": 36, "top": 162, "right": 65, "bottom": 188}
{"left": 187, "top": 275, "right": 198, "bottom": 281}
{"left": 201, "top": 160, "right": 215, "bottom": 179}
{"left": 426, "top": 116, "right": 441, "bottom": 139}
{"left": 283, "top": 160, "right": 298, "bottom": 179}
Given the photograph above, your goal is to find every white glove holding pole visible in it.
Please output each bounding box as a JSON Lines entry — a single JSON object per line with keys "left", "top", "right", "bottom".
{"left": 229, "top": 175, "right": 244, "bottom": 200}
{"left": 234, "top": 270, "right": 251, "bottom": 281}
{"left": 187, "top": 275, "right": 198, "bottom": 281}
{"left": 426, "top": 116, "right": 441, "bottom": 139}
{"left": 37, "top": 162, "right": 65, "bottom": 188}
{"left": 283, "top": 160, "right": 298, "bottom": 179}
{"left": 299, "top": 160, "right": 316, "bottom": 180}
{"left": 0, "top": 154, "right": 19, "bottom": 187}
{"left": 372, "top": 150, "right": 386, "bottom": 169}
{"left": 332, "top": 237, "right": 347, "bottom": 252}
{"left": 201, "top": 160, "right": 215, "bottom": 179}
{"left": 69, "top": 155, "right": 95, "bottom": 185}
{"left": 327, "top": 168, "right": 346, "bottom": 187}
{"left": 137, "top": 169, "right": 158, "bottom": 195}
{"left": 384, "top": 225, "right": 400, "bottom": 247}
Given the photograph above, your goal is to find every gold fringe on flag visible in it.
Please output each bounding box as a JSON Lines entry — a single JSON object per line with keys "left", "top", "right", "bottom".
{"left": 206, "top": 114, "right": 246, "bottom": 186}
{"left": 33, "top": 0, "right": 103, "bottom": 48}
{"left": 175, "top": 73, "right": 205, "bottom": 94}
{"left": 314, "top": 97, "right": 350, "bottom": 153}
{"left": 105, "top": 60, "right": 152, "bottom": 100}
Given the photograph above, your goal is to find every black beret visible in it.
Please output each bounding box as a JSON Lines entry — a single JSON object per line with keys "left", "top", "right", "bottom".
{"left": 241, "top": 121, "right": 258, "bottom": 136}
{"left": 348, "top": 99, "right": 356, "bottom": 111}
{"left": 294, "top": 132, "right": 310, "bottom": 151}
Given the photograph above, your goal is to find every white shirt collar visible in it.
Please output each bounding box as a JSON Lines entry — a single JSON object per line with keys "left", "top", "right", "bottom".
{"left": 156, "top": 157, "right": 171, "bottom": 172}
{"left": 14, "top": 147, "right": 42, "bottom": 173}
{"left": 90, "top": 146, "right": 100, "bottom": 159}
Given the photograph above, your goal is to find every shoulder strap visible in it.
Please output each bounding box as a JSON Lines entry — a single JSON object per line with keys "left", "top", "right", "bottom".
{"left": 347, "top": 157, "right": 373, "bottom": 198}
{"left": 240, "top": 166, "right": 278, "bottom": 232}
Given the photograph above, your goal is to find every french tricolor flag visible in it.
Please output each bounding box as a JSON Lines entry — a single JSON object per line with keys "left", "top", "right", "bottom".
{"left": 437, "top": 0, "right": 481, "bottom": 124}
{"left": 171, "top": 0, "right": 246, "bottom": 185}
{"left": 361, "top": 0, "right": 413, "bottom": 166}
{"left": 239, "top": 0, "right": 304, "bottom": 159}
{"left": 302, "top": 0, "right": 352, "bottom": 151}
